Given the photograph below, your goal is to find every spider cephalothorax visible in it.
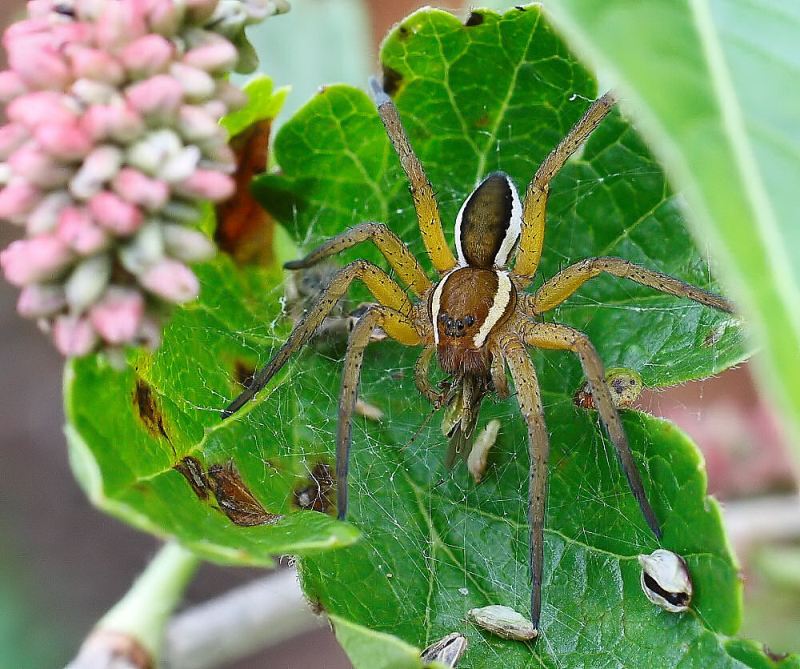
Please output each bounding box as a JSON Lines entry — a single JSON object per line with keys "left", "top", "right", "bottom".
{"left": 222, "top": 78, "right": 735, "bottom": 635}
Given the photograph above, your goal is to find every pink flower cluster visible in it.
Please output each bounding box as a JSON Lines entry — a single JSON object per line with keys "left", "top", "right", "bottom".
{"left": 0, "top": 0, "right": 287, "bottom": 357}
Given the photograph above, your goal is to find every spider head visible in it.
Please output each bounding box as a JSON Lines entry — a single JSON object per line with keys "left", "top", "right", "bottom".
{"left": 430, "top": 267, "right": 516, "bottom": 375}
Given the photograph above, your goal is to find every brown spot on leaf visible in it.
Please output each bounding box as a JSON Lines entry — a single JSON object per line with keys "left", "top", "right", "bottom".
{"left": 293, "top": 463, "right": 336, "bottom": 514}
{"left": 233, "top": 359, "right": 256, "bottom": 388}
{"left": 174, "top": 456, "right": 211, "bottom": 500}
{"left": 134, "top": 379, "right": 170, "bottom": 442}
{"left": 475, "top": 113, "right": 490, "bottom": 128}
{"left": 764, "top": 646, "right": 789, "bottom": 663}
{"left": 397, "top": 24, "right": 410, "bottom": 40}
{"left": 215, "top": 119, "right": 275, "bottom": 266}
{"left": 465, "top": 11, "right": 484, "bottom": 26}
{"left": 382, "top": 66, "right": 403, "bottom": 97}
{"left": 208, "top": 460, "right": 282, "bottom": 526}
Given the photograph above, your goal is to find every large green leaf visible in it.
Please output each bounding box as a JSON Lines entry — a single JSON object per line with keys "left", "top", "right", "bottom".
{"left": 63, "top": 5, "right": 779, "bottom": 667}
{"left": 541, "top": 0, "right": 800, "bottom": 459}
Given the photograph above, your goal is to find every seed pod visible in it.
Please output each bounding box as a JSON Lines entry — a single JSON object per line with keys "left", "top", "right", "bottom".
{"left": 467, "top": 605, "right": 538, "bottom": 641}
{"left": 420, "top": 632, "right": 468, "bottom": 668}
{"left": 638, "top": 549, "right": 693, "bottom": 613}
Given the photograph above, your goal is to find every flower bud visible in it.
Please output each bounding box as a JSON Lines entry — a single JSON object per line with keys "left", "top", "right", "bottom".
{"left": 57, "top": 206, "right": 110, "bottom": 255}
{"left": 9, "top": 145, "right": 73, "bottom": 188}
{"left": 69, "top": 145, "right": 123, "bottom": 200}
{"left": 125, "top": 74, "right": 184, "bottom": 120}
{"left": 158, "top": 145, "right": 201, "bottom": 183}
{"left": 94, "top": 0, "right": 146, "bottom": 51}
{"left": 17, "top": 282, "right": 67, "bottom": 318}
{"left": 169, "top": 63, "right": 215, "bottom": 101}
{"left": 8, "top": 41, "right": 71, "bottom": 90}
{"left": 185, "top": 0, "right": 219, "bottom": 25}
{"left": 7, "top": 91, "right": 77, "bottom": 128}
{"left": 27, "top": 191, "right": 71, "bottom": 235}
{"left": 35, "top": 122, "right": 94, "bottom": 161}
{"left": 120, "top": 34, "right": 174, "bottom": 78}
{"left": 126, "top": 129, "right": 183, "bottom": 176}
{"left": 67, "top": 45, "right": 125, "bottom": 85}
{"left": 52, "top": 314, "right": 98, "bottom": 356}
{"left": 71, "top": 78, "right": 119, "bottom": 106}
{"left": 163, "top": 224, "right": 216, "bottom": 262}
{"left": 183, "top": 39, "right": 238, "bottom": 73}
{"left": 139, "top": 257, "right": 199, "bottom": 303}
{"left": 0, "top": 179, "right": 41, "bottom": 223}
{"left": 0, "top": 71, "right": 28, "bottom": 103}
{"left": 119, "top": 220, "right": 164, "bottom": 274}
{"left": 0, "top": 235, "right": 73, "bottom": 285}
{"left": 82, "top": 103, "right": 144, "bottom": 143}
{"left": 177, "top": 105, "right": 224, "bottom": 143}
{"left": 0, "top": 124, "right": 29, "bottom": 160}
{"left": 64, "top": 252, "right": 111, "bottom": 312}
{"left": 146, "top": 0, "right": 185, "bottom": 37}
{"left": 89, "top": 191, "right": 143, "bottom": 235}
{"left": 112, "top": 168, "right": 169, "bottom": 211}
{"left": 175, "top": 169, "right": 234, "bottom": 201}
{"left": 89, "top": 287, "right": 145, "bottom": 344}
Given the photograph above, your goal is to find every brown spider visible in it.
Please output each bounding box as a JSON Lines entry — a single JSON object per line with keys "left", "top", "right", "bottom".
{"left": 222, "top": 78, "right": 735, "bottom": 634}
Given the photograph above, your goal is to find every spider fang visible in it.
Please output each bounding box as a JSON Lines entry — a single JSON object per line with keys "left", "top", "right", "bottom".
{"left": 638, "top": 549, "right": 693, "bottom": 613}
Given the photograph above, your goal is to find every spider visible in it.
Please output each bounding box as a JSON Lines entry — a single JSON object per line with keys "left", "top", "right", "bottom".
{"left": 222, "top": 78, "right": 735, "bottom": 634}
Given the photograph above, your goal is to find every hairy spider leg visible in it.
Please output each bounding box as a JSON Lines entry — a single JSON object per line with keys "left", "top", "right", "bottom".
{"left": 285, "top": 222, "right": 432, "bottom": 297}
{"left": 414, "top": 345, "right": 444, "bottom": 407}
{"left": 513, "top": 92, "right": 617, "bottom": 286}
{"left": 337, "top": 305, "right": 422, "bottom": 519}
{"left": 369, "top": 77, "right": 458, "bottom": 274}
{"left": 520, "top": 320, "right": 662, "bottom": 541}
{"left": 502, "top": 336, "right": 550, "bottom": 631}
{"left": 490, "top": 348, "right": 510, "bottom": 399}
{"left": 222, "top": 260, "right": 417, "bottom": 418}
{"left": 528, "top": 256, "right": 736, "bottom": 314}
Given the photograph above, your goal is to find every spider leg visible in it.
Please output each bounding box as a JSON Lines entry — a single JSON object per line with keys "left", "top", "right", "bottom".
{"left": 528, "top": 257, "right": 735, "bottom": 314}
{"left": 501, "top": 335, "right": 550, "bottom": 631}
{"left": 490, "top": 345, "right": 510, "bottom": 399}
{"left": 285, "top": 222, "right": 431, "bottom": 297}
{"left": 336, "top": 305, "right": 421, "bottom": 519}
{"left": 414, "top": 345, "right": 444, "bottom": 407}
{"left": 369, "top": 77, "right": 457, "bottom": 274}
{"left": 222, "top": 260, "right": 417, "bottom": 418}
{"left": 519, "top": 320, "right": 662, "bottom": 540}
{"left": 513, "top": 92, "right": 617, "bottom": 286}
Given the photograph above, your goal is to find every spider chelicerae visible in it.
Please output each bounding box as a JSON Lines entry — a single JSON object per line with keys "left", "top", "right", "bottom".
{"left": 223, "top": 78, "right": 735, "bottom": 634}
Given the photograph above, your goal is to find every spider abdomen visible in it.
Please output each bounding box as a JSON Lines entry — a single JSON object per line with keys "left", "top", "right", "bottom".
{"left": 430, "top": 267, "right": 516, "bottom": 375}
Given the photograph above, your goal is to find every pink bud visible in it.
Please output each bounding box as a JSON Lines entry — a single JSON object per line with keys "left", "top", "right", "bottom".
{"left": 177, "top": 105, "right": 223, "bottom": 143}
{"left": 0, "top": 235, "right": 73, "bottom": 285}
{"left": 7, "top": 92, "right": 78, "bottom": 128}
{"left": 112, "top": 168, "right": 169, "bottom": 211}
{"left": 139, "top": 257, "right": 199, "bottom": 303}
{"left": 17, "top": 283, "right": 67, "bottom": 318}
{"left": 57, "top": 206, "right": 110, "bottom": 254}
{"left": 89, "top": 191, "right": 144, "bottom": 235}
{"left": 125, "top": 75, "right": 184, "bottom": 119}
{"left": 183, "top": 40, "right": 238, "bottom": 74}
{"left": 35, "top": 122, "right": 93, "bottom": 162}
{"left": 9, "top": 145, "right": 73, "bottom": 188}
{"left": 120, "top": 34, "right": 174, "bottom": 78}
{"left": 175, "top": 170, "right": 234, "bottom": 201}
{"left": 82, "top": 104, "right": 144, "bottom": 143}
{"left": 8, "top": 40, "right": 71, "bottom": 90}
{"left": 67, "top": 46, "right": 125, "bottom": 85}
{"left": 0, "top": 124, "right": 29, "bottom": 160}
{"left": 94, "top": 0, "right": 146, "bottom": 51}
{"left": 52, "top": 315, "right": 98, "bottom": 357}
{"left": 2, "top": 18, "right": 50, "bottom": 46}
{"left": 203, "top": 142, "right": 236, "bottom": 171}
{"left": 184, "top": 0, "right": 219, "bottom": 24}
{"left": 0, "top": 70, "right": 28, "bottom": 103}
{"left": 89, "top": 287, "right": 145, "bottom": 344}
{"left": 27, "top": 191, "right": 71, "bottom": 235}
{"left": 0, "top": 180, "right": 41, "bottom": 222}
{"left": 163, "top": 224, "right": 216, "bottom": 262}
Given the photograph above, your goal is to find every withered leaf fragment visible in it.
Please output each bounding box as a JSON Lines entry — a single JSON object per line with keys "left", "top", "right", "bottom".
{"left": 173, "top": 456, "right": 211, "bottom": 500}
{"left": 208, "top": 460, "right": 282, "bottom": 526}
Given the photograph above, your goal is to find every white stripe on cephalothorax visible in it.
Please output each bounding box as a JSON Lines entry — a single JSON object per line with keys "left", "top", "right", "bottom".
{"left": 473, "top": 270, "right": 512, "bottom": 348}
{"left": 493, "top": 177, "right": 522, "bottom": 268}
{"left": 430, "top": 270, "right": 454, "bottom": 345}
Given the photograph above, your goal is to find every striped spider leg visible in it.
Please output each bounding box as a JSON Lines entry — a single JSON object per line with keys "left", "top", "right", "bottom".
{"left": 222, "top": 80, "right": 736, "bottom": 638}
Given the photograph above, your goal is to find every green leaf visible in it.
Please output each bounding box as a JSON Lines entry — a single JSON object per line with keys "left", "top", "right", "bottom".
{"left": 542, "top": 0, "right": 800, "bottom": 460}
{"left": 331, "top": 615, "right": 427, "bottom": 669}
{"left": 64, "top": 5, "right": 777, "bottom": 668}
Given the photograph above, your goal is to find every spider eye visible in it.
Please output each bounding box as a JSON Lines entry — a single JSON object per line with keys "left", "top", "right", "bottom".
{"left": 456, "top": 319, "right": 464, "bottom": 330}
{"left": 464, "top": 315, "right": 475, "bottom": 327}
